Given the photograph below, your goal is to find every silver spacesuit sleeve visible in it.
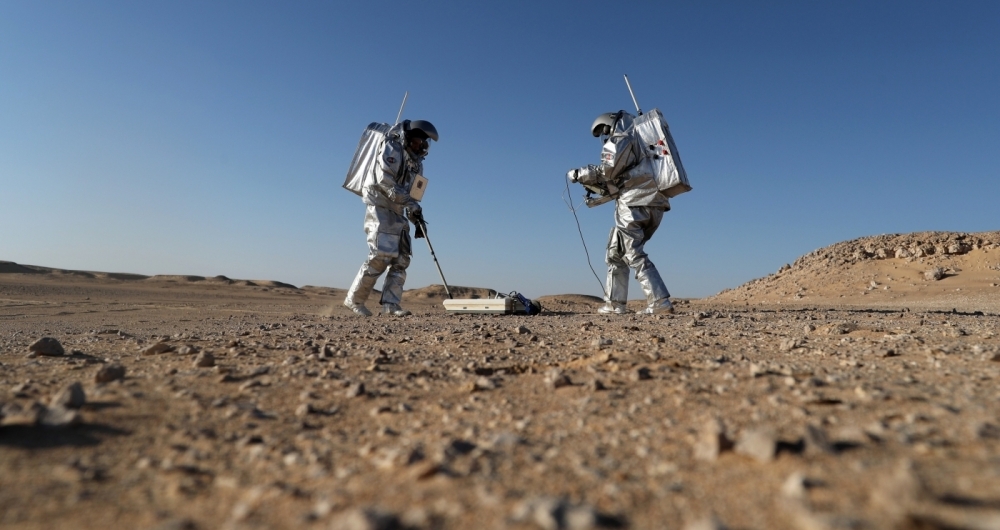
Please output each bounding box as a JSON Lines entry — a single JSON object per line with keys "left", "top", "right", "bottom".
{"left": 600, "top": 134, "right": 640, "bottom": 184}
{"left": 374, "top": 141, "right": 414, "bottom": 206}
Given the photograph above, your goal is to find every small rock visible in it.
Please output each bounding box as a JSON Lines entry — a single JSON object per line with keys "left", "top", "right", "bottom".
{"left": 804, "top": 423, "right": 835, "bottom": 455}
{"left": 735, "top": 428, "right": 777, "bottom": 463}
{"left": 51, "top": 382, "right": 86, "bottom": 409}
{"left": 977, "top": 422, "right": 1000, "bottom": 440}
{"left": 0, "top": 401, "right": 46, "bottom": 426}
{"left": 544, "top": 369, "right": 572, "bottom": 389}
{"left": 473, "top": 376, "right": 496, "bottom": 391}
{"left": 238, "top": 380, "right": 262, "bottom": 392}
{"left": 329, "top": 507, "right": 402, "bottom": 530}
{"left": 924, "top": 268, "right": 945, "bottom": 281}
{"left": 512, "top": 497, "right": 620, "bottom": 530}
{"left": 149, "top": 519, "right": 198, "bottom": 530}
{"left": 694, "top": 418, "right": 733, "bottom": 462}
{"left": 590, "top": 337, "right": 613, "bottom": 350}
{"left": 630, "top": 367, "right": 652, "bottom": 381}
{"left": 780, "top": 472, "right": 809, "bottom": 500}
{"left": 95, "top": 363, "right": 127, "bottom": 383}
{"left": 295, "top": 403, "right": 314, "bottom": 417}
{"left": 141, "top": 341, "right": 174, "bottom": 355}
{"left": 588, "top": 378, "right": 607, "bottom": 391}
{"left": 779, "top": 338, "right": 801, "bottom": 352}
{"left": 345, "top": 382, "right": 366, "bottom": 398}
{"left": 516, "top": 325, "right": 530, "bottom": 335}
{"left": 193, "top": 351, "right": 215, "bottom": 368}
{"left": 40, "top": 405, "right": 80, "bottom": 428}
{"left": 29, "top": 337, "right": 65, "bottom": 356}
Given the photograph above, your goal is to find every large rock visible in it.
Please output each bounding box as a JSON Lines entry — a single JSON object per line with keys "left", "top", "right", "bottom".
{"left": 95, "top": 363, "right": 127, "bottom": 383}
{"left": 734, "top": 428, "right": 777, "bottom": 463}
{"left": 51, "top": 382, "right": 86, "bottom": 409}
{"left": 29, "top": 337, "right": 64, "bottom": 356}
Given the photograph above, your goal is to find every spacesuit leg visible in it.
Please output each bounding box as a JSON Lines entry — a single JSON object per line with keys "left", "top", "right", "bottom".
{"left": 379, "top": 229, "right": 411, "bottom": 309}
{"left": 344, "top": 206, "right": 401, "bottom": 316}
{"left": 602, "top": 227, "right": 630, "bottom": 311}
{"left": 619, "top": 206, "right": 672, "bottom": 312}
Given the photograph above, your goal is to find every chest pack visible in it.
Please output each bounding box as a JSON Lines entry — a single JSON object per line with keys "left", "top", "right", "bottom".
{"left": 343, "top": 122, "right": 394, "bottom": 197}
{"left": 631, "top": 109, "right": 691, "bottom": 198}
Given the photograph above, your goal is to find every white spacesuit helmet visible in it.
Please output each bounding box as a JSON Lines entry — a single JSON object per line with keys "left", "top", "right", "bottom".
{"left": 591, "top": 112, "right": 618, "bottom": 138}
{"left": 403, "top": 120, "right": 438, "bottom": 157}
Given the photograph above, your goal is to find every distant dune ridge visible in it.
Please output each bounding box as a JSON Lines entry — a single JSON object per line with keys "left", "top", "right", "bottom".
{"left": 5, "top": 230, "right": 1000, "bottom": 312}
{"left": 0, "top": 261, "right": 297, "bottom": 289}
{"left": 708, "top": 230, "right": 1000, "bottom": 312}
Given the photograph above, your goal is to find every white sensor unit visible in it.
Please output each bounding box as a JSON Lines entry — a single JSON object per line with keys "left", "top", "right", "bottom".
{"left": 410, "top": 175, "right": 428, "bottom": 202}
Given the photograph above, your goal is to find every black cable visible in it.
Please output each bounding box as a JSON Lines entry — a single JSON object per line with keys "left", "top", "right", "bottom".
{"left": 563, "top": 176, "right": 608, "bottom": 298}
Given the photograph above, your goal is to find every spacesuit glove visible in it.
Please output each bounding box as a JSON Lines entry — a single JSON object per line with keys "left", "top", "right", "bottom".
{"left": 573, "top": 165, "right": 602, "bottom": 186}
{"left": 566, "top": 168, "right": 580, "bottom": 183}
{"left": 406, "top": 203, "right": 423, "bottom": 224}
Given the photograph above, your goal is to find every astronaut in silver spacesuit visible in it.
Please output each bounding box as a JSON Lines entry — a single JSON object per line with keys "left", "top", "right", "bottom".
{"left": 569, "top": 111, "right": 674, "bottom": 315}
{"left": 344, "top": 120, "right": 438, "bottom": 317}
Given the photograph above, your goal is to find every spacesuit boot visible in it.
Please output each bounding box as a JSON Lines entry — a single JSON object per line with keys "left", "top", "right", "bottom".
{"left": 636, "top": 267, "right": 674, "bottom": 315}
{"left": 598, "top": 302, "right": 628, "bottom": 315}
{"left": 382, "top": 303, "right": 411, "bottom": 316}
{"left": 379, "top": 264, "right": 410, "bottom": 316}
{"left": 599, "top": 261, "right": 630, "bottom": 314}
{"left": 344, "top": 267, "right": 378, "bottom": 317}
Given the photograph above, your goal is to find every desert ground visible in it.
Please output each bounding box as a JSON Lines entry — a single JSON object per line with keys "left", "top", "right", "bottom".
{"left": 2, "top": 231, "right": 1000, "bottom": 530}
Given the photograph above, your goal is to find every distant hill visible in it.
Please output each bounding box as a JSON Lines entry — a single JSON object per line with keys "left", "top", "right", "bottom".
{"left": 705, "top": 231, "right": 1000, "bottom": 312}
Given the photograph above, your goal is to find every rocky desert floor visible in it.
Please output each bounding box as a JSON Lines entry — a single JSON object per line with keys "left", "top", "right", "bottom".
{"left": 2, "top": 231, "right": 1000, "bottom": 530}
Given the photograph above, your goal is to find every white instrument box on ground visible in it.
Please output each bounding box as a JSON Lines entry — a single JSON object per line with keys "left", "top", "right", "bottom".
{"left": 442, "top": 295, "right": 540, "bottom": 315}
{"left": 442, "top": 298, "right": 512, "bottom": 314}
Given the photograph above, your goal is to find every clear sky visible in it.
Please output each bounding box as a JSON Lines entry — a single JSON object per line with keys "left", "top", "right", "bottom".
{"left": 2, "top": 1, "right": 998, "bottom": 299}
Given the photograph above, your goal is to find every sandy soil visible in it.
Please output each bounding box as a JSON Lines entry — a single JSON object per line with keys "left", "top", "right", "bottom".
{"left": 2, "top": 232, "right": 1000, "bottom": 530}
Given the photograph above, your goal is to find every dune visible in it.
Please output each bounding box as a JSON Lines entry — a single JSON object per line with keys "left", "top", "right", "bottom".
{"left": 0, "top": 261, "right": 45, "bottom": 274}
{"left": 706, "top": 230, "right": 1000, "bottom": 312}
{"left": 252, "top": 280, "right": 300, "bottom": 290}
{"left": 145, "top": 274, "right": 207, "bottom": 282}
{"left": 536, "top": 294, "right": 603, "bottom": 305}
{"left": 403, "top": 284, "right": 497, "bottom": 300}
{"left": 94, "top": 272, "right": 150, "bottom": 281}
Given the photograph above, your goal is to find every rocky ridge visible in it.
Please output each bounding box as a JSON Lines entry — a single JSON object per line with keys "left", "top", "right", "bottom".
{"left": 709, "top": 231, "right": 1000, "bottom": 310}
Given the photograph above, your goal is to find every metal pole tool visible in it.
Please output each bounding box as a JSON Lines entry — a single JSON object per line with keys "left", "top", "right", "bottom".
{"left": 416, "top": 219, "right": 453, "bottom": 299}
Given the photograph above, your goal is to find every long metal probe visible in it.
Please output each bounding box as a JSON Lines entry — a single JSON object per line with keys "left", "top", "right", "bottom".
{"left": 394, "top": 91, "right": 408, "bottom": 125}
{"left": 623, "top": 74, "right": 642, "bottom": 115}
{"left": 418, "top": 220, "right": 453, "bottom": 299}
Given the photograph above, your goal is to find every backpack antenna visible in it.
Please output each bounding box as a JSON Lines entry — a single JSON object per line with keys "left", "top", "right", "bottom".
{"left": 394, "top": 91, "right": 408, "bottom": 125}
{"left": 623, "top": 75, "right": 642, "bottom": 115}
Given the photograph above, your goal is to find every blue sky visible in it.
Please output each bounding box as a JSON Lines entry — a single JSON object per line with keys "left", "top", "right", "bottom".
{"left": 2, "top": 1, "right": 998, "bottom": 299}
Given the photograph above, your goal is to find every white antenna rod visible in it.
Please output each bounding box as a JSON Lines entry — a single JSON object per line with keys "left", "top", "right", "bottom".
{"left": 623, "top": 75, "right": 642, "bottom": 115}
{"left": 394, "top": 91, "right": 408, "bottom": 125}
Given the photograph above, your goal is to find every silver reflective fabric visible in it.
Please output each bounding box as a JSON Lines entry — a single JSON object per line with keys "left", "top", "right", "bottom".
{"left": 345, "top": 204, "right": 413, "bottom": 307}
{"left": 632, "top": 109, "right": 691, "bottom": 198}
{"left": 362, "top": 126, "right": 422, "bottom": 216}
{"left": 572, "top": 112, "right": 670, "bottom": 209}
{"left": 605, "top": 200, "right": 670, "bottom": 307}
{"left": 344, "top": 122, "right": 394, "bottom": 197}
{"left": 345, "top": 128, "right": 424, "bottom": 310}
{"left": 569, "top": 109, "right": 683, "bottom": 312}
